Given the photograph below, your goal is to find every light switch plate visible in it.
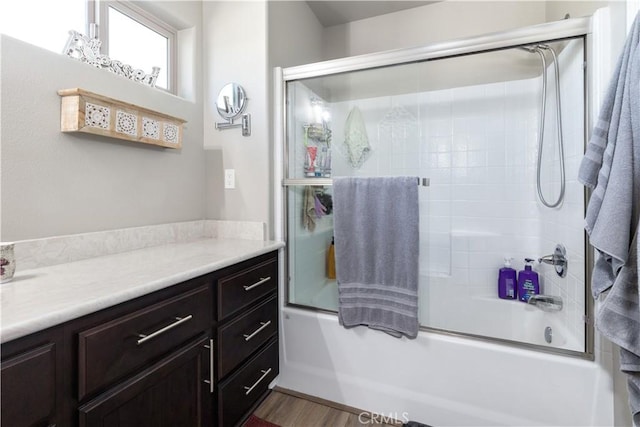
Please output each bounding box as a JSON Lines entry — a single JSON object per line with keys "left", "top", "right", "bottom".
{"left": 224, "top": 169, "right": 235, "bottom": 189}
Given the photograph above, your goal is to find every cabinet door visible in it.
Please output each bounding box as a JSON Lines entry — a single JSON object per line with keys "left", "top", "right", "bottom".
{"left": 1, "top": 342, "right": 58, "bottom": 427}
{"left": 78, "top": 334, "right": 213, "bottom": 427}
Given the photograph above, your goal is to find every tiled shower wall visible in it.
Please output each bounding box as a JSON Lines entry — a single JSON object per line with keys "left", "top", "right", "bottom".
{"left": 537, "top": 39, "right": 586, "bottom": 342}
{"left": 330, "top": 38, "right": 586, "bottom": 343}
{"left": 289, "top": 38, "right": 586, "bottom": 348}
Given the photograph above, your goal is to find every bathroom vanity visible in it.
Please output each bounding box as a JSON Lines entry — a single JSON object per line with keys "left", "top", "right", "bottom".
{"left": 0, "top": 240, "right": 281, "bottom": 427}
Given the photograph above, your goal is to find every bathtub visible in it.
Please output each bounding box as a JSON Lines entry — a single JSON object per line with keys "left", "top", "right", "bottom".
{"left": 278, "top": 306, "right": 613, "bottom": 426}
{"left": 468, "top": 296, "right": 582, "bottom": 351}
{"left": 425, "top": 285, "right": 583, "bottom": 352}
{"left": 309, "top": 276, "right": 582, "bottom": 352}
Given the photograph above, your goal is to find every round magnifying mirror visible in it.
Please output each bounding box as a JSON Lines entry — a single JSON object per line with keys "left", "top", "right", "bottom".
{"left": 216, "top": 83, "right": 247, "bottom": 120}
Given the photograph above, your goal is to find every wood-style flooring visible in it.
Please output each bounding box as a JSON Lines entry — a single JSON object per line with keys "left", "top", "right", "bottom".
{"left": 252, "top": 389, "right": 400, "bottom": 427}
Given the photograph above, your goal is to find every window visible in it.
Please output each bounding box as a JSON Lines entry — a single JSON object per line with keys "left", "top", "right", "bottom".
{"left": 92, "top": 1, "right": 176, "bottom": 92}
{"left": 0, "top": 0, "right": 176, "bottom": 93}
{"left": 0, "top": 0, "right": 86, "bottom": 53}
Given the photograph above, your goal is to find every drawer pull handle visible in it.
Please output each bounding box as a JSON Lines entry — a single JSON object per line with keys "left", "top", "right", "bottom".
{"left": 243, "top": 321, "right": 272, "bottom": 341}
{"left": 243, "top": 276, "right": 271, "bottom": 291}
{"left": 243, "top": 368, "right": 272, "bottom": 395}
{"left": 136, "top": 315, "right": 193, "bottom": 345}
{"left": 203, "top": 339, "right": 214, "bottom": 393}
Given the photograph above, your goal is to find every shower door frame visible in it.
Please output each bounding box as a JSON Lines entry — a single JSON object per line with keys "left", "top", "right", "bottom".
{"left": 275, "top": 16, "right": 595, "bottom": 360}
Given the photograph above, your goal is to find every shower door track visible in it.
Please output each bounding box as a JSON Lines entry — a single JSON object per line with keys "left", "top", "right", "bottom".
{"left": 282, "top": 17, "right": 591, "bottom": 81}
{"left": 276, "top": 16, "right": 594, "bottom": 361}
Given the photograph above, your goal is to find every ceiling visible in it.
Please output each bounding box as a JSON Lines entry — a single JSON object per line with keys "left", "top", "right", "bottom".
{"left": 306, "top": 1, "right": 438, "bottom": 27}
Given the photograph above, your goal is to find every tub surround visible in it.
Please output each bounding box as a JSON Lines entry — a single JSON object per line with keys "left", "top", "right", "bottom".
{"left": 1, "top": 221, "right": 283, "bottom": 343}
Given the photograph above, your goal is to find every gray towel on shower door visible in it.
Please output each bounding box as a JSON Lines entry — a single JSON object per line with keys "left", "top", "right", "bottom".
{"left": 578, "top": 11, "right": 640, "bottom": 425}
{"left": 596, "top": 229, "right": 640, "bottom": 426}
{"left": 578, "top": 10, "right": 640, "bottom": 293}
{"left": 333, "top": 176, "right": 419, "bottom": 339}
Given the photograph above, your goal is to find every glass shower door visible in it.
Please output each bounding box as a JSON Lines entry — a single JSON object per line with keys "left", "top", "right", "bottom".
{"left": 286, "top": 184, "right": 336, "bottom": 311}
{"left": 283, "top": 36, "right": 589, "bottom": 356}
{"left": 285, "top": 80, "right": 337, "bottom": 311}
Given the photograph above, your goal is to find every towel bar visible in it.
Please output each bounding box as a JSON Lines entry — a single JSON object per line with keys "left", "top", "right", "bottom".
{"left": 283, "top": 177, "right": 429, "bottom": 187}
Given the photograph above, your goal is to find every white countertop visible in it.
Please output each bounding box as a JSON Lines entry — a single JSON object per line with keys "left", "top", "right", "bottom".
{"left": 0, "top": 238, "right": 284, "bottom": 343}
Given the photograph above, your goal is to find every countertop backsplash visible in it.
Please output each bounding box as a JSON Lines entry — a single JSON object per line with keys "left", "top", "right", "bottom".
{"left": 14, "top": 220, "right": 267, "bottom": 271}
{"left": 1, "top": 220, "right": 280, "bottom": 343}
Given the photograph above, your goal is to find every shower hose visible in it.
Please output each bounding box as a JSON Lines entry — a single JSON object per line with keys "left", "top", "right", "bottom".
{"left": 531, "top": 44, "right": 566, "bottom": 208}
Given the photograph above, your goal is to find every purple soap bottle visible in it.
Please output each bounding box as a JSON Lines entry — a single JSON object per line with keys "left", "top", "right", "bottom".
{"left": 498, "top": 257, "right": 517, "bottom": 299}
{"left": 518, "top": 258, "right": 540, "bottom": 302}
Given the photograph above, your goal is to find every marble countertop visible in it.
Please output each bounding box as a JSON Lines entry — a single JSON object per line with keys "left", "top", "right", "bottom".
{"left": 0, "top": 238, "right": 284, "bottom": 343}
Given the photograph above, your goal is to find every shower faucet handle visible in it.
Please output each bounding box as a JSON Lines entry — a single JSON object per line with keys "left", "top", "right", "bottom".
{"left": 538, "top": 243, "right": 567, "bottom": 278}
{"left": 538, "top": 254, "right": 560, "bottom": 264}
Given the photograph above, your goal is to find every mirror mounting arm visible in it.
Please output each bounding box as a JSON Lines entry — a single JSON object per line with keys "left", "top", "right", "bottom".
{"left": 215, "top": 114, "right": 251, "bottom": 137}
{"left": 215, "top": 83, "right": 251, "bottom": 137}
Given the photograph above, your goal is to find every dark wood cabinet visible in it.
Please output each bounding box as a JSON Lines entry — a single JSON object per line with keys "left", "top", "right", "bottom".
{"left": 77, "top": 285, "right": 212, "bottom": 400}
{"left": 0, "top": 250, "right": 279, "bottom": 427}
{"left": 1, "top": 328, "right": 64, "bottom": 427}
{"left": 217, "top": 257, "right": 278, "bottom": 320}
{"left": 215, "top": 252, "right": 279, "bottom": 427}
{"left": 71, "top": 278, "right": 215, "bottom": 427}
{"left": 218, "top": 294, "right": 278, "bottom": 378}
{"left": 218, "top": 338, "right": 278, "bottom": 427}
{"left": 78, "top": 334, "right": 212, "bottom": 427}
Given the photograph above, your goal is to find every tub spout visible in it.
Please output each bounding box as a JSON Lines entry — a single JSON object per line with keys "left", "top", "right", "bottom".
{"left": 527, "top": 294, "right": 563, "bottom": 312}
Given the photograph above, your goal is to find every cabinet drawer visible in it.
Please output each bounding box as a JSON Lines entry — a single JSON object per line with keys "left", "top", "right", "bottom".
{"left": 218, "top": 294, "right": 278, "bottom": 378}
{"left": 78, "top": 285, "right": 212, "bottom": 399}
{"left": 218, "top": 258, "right": 277, "bottom": 320}
{"left": 218, "top": 338, "right": 279, "bottom": 427}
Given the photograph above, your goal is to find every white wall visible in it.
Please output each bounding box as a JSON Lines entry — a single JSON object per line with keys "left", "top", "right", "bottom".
{"left": 0, "top": 0, "right": 204, "bottom": 242}
{"left": 545, "top": 0, "right": 628, "bottom": 69}
{"left": 545, "top": 0, "right": 609, "bottom": 21}
{"left": 267, "top": 0, "right": 324, "bottom": 69}
{"left": 323, "top": 1, "right": 547, "bottom": 60}
{"left": 202, "top": 1, "right": 324, "bottom": 241}
{"left": 203, "top": 1, "right": 271, "bottom": 236}
{"left": 0, "top": 34, "right": 205, "bottom": 241}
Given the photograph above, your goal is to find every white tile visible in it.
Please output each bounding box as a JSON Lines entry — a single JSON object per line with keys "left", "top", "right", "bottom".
{"left": 451, "top": 250, "right": 469, "bottom": 269}
{"left": 467, "top": 151, "right": 487, "bottom": 168}
{"left": 428, "top": 168, "right": 452, "bottom": 185}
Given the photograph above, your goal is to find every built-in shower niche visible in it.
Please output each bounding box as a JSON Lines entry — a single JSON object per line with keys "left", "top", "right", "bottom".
{"left": 285, "top": 36, "right": 587, "bottom": 355}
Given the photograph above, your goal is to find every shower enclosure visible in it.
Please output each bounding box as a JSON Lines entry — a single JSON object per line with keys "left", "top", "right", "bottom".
{"left": 279, "top": 19, "right": 591, "bottom": 358}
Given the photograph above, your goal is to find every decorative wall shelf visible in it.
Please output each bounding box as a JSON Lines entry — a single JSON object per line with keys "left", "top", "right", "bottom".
{"left": 58, "top": 88, "right": 186, "bottom": 149}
